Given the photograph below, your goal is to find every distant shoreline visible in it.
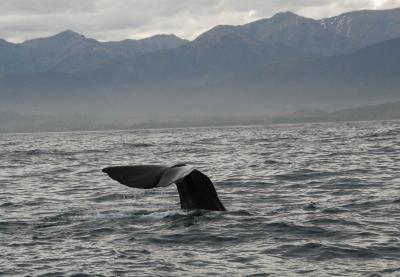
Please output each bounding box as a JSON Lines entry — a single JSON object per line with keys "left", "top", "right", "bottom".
{"left": 2, "top": 119, "right": 400, "bottom": 135}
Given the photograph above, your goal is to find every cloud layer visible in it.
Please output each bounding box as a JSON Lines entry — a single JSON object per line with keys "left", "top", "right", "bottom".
{"left": 1, "top": 0, "right": 399, "bottom": 42}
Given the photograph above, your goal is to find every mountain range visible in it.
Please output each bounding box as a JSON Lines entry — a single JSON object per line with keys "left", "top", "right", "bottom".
{"left": 1, "top": 7, "right": 400, "bottom": 130}
{"left": 0, "top": 31, "right": 187, "bottom": 74}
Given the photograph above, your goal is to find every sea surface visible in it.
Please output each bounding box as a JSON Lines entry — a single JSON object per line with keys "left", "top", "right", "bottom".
{"left": 1, "top": 121, "right": 400, "bottom": 276}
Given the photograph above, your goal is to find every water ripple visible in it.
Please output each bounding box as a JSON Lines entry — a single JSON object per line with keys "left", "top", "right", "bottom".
{"left": 1, "top": 121, "right": 400, "bottom": 276}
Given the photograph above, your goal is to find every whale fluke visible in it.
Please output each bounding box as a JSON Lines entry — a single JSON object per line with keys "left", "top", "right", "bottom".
{"left": 102, "top": 164, "right": 226, "bottom": 211}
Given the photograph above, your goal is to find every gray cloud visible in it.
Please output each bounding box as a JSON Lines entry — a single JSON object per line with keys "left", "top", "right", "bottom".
{"left": 1, "top": 0, "right": 399, "bottom": 42}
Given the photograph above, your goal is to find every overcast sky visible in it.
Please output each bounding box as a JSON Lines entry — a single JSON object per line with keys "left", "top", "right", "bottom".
{"left": 1, "top": 0, "right": 399, "bottom": 42}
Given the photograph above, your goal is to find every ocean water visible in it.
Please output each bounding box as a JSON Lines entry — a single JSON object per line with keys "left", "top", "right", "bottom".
{"left": 1, "top": 121, "right": 400, "bottom": 276}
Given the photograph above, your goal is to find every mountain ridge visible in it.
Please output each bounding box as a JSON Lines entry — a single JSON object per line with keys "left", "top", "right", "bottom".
{"left": 1, "top": 6, "right": 400, "bottom": 125}
{"left": 272, "top": 100, "right": 400, "bottom": 124}
{"left": 0, "top": 30, "right": 188, "bottom": 74}
{"left": 1, "top": 7, "right": 400, "bottom": 75}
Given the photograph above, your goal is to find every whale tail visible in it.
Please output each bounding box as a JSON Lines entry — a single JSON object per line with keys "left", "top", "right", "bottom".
{"left": 102, "top": 164, "right": 226, "bottom": 211}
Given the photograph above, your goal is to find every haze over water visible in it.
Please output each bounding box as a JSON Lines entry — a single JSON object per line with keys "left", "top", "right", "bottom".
{"left": 1, "top": 121, "right": 400, "bottom": 276}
